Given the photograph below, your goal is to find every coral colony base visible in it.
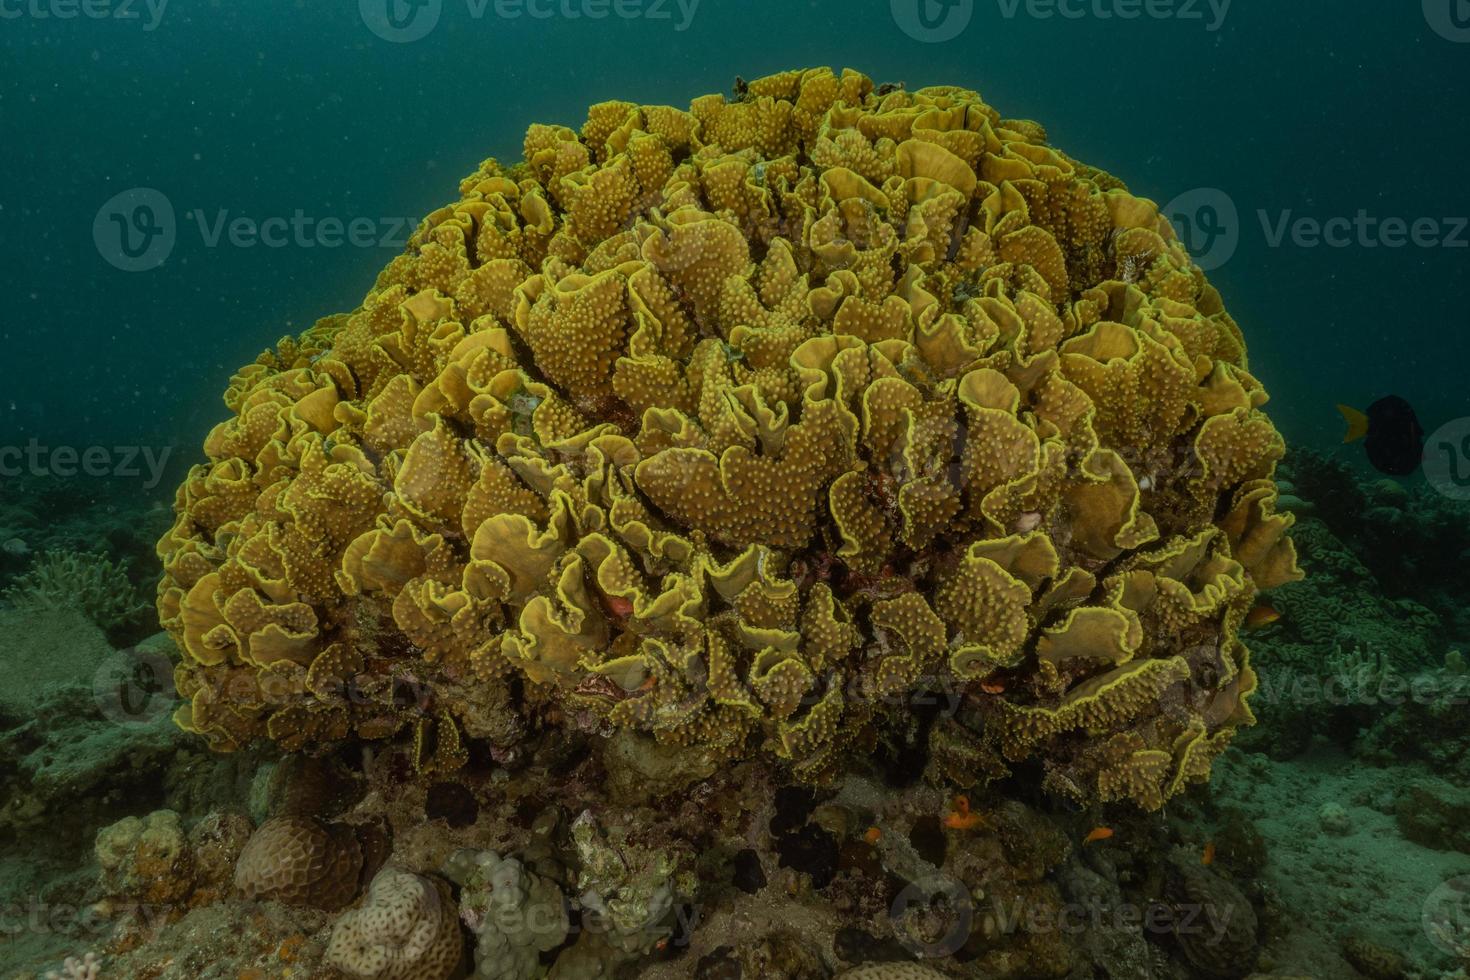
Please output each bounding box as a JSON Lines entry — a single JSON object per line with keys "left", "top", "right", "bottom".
{"left": 41, "top": 66, "right": 1470, "bottom": 980}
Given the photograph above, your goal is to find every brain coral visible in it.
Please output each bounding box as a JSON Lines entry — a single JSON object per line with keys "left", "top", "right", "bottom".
{"left": 234, "top": 815, "right": 363, "bottom": 910}
{"left": 835, "top": 966, "right": 949, "bottom": 980}
{"left": 157, "top": 67, "right": 1299, "bottom": 810}
{"left": 325, "top": 868, "right": 463, "bottom": 980}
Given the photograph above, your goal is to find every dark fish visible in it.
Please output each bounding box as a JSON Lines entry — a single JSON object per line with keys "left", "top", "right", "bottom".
{"left": 1336, "top": 396, "right": 1424, "bottom": 476}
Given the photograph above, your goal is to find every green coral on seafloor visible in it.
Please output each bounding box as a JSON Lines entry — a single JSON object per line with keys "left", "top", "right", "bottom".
{"left": 3, "top": 548, "right": 148, "bottom": 634}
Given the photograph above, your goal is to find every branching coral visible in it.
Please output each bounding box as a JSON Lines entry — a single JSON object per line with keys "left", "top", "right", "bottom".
{"left": 565, "top": 809, "right": 692, "bottom": 960}
{"left": 5, "top": 549, "right": 148, "bottom": 633}
{"left": 157, "top": 67, "right": 1298, "bottom": 809}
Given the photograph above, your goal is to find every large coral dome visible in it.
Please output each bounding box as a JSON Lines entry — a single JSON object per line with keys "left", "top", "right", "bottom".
{"left": 157, "top": 67, "right": 1300, "bottom": 810}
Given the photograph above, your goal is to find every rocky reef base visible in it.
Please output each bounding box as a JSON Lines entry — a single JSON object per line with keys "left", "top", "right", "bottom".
{"left": 3, "top": 450, "right": 1470, "bottom": 980}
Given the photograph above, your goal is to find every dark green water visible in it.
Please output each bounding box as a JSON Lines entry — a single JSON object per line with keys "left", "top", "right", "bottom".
{"left": 3, "top": 1, "right": 1467, "bottom": 474}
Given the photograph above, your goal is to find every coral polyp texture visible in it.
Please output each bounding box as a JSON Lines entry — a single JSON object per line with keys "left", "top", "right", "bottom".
{"left": 325, "top": 868, "right": 463, "bottom": 980}
{"left": 157, "top": 66, "right": 1300, "bottom": 810}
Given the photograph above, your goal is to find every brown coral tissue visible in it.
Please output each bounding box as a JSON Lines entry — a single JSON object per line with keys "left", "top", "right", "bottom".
{"left": 233, "top": 816, "right": 363, "bottom": 911}
{"left": 156, "top": 67, "right": 1300, "bottom": 810}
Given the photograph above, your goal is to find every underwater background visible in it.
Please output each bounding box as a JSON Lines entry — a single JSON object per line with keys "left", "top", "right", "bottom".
{"left": 2, "top": 1, "right": 1470, "bottom": 978}
{"left": 5, "top": 1, "right": 1470, "bottom": 460}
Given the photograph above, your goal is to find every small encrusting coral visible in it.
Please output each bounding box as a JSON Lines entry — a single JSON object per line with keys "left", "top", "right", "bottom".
{"left": 445, "top": 847, "right": 567, "bottom": 979}
{"left": 42, "top": 953, "right": 104, "bottom": 980}
{"left": 67, "top": 710, "right": 1470, "bottom": 979}
{"left": 438, "top": 807, "right": 692, "bottom": 979}
{"left": 1243, "top": 448, "right": 1470, "bottom": 772}
{"left": 1282, "top": 448, "right": 1470, "bottom": 634}
{"left": 95, "top": 810, "right": 196, "bottom": 907}
{"left": 157, "top": 65, "right": 1299, "bottom": 815}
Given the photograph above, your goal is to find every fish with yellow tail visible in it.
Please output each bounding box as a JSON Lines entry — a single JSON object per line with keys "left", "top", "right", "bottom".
{"left": 1336, "top": 396, "right": 1425, "bottom": 476}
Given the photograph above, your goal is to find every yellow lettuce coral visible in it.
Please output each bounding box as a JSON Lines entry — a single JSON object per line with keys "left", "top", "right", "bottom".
{"left": 157, "top": 67, "right": 1299, "bottom": 809}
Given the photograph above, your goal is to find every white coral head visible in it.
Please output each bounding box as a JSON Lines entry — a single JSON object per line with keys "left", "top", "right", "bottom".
{"left": 44, "top": 952, "right": 102, "bottom": 980}
{"left": 326, "top": 868, "right": 463, "bottom": 980}
{"left": 1011, "top": 511, "right": 1042, "bottom": 533}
